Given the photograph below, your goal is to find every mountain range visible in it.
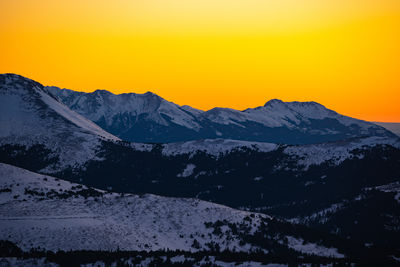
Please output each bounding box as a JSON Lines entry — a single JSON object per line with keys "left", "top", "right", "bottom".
{"left": 48, "top": 85, "right": 394, "bottom": 144}
{"left": 1, "top": 73, "right": 400, "bottom": 265}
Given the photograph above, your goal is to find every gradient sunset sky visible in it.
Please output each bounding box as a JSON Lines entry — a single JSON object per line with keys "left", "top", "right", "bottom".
{"left": 1, "top": 0, "right": 399, "bottom": 121}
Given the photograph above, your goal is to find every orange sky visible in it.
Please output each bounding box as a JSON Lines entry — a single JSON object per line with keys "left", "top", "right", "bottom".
{"left": 1, "top": 0, "right": 399, "bottom": 122}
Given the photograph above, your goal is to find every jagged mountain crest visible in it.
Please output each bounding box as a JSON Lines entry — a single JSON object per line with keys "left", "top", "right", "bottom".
{"left": 48, "top": 86, "right": 202, "bottom": 131}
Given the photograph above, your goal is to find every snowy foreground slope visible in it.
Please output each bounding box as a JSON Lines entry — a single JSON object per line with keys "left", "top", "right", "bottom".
{"left": 0, "top": 163, "right": 346, "bottom": 258}
{"left": 0, "top": 74, "right": 119, "bottom": 172}
{"left": 48, "top": 85, "right": 394, "bottom": 144}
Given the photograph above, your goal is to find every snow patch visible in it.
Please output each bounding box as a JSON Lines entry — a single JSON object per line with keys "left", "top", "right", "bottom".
{"left": 162, "top": 139, "right": 278, "bottom": 157}
{"left": 283, "top": 136, "right": 400, "bottom": 170}
{"left": 283, "top": 236, "right": 345, "bottom": 258}
{"left": 177, "top": 164, "right": 196, "bottom": 177}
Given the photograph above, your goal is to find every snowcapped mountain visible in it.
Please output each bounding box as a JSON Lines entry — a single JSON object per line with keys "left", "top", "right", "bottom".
{"left": 0, "top": 74, "right": 119, "bottom": 172}
{"left": 48, "top": 85, "right": 394, "bottom": 144}
{"left": 0, "top": 162, "right": 349, "bottom": 259}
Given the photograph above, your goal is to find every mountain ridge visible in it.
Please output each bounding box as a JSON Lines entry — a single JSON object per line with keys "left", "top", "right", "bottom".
{"left": 47, "top": 83, "right": 394, "bottom": 144}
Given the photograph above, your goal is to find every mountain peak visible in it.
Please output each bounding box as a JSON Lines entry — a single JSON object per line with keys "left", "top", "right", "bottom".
{"left": 264, "top": 99, "right": 285, "bottom": 107}
{"left": 93, "top": 89, "right": 113, "bottom": 96}
{"left": 2, "top": 73, "right": 30, "bottom": 81}
{"left": 142, "top": 91, "right": 162, "bottom": 100}
{"left": 1, "top": 73, "right": 44, "bottom": 92}
{"left": 264, "top": 99, "right": 325, "bottom": 108}
{"left": 289, "top": 100, "right": 326, "bottom": 108}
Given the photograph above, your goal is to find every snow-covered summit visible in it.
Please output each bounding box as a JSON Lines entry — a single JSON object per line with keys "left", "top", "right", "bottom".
{"left": 264, "top": 99, "right": 324, "bottom": 109}
{"left": 244, "top": 99, "right": 361, "bottom": 128}
{"left": 0, "top": 74, "right": 119, "bottom": 171}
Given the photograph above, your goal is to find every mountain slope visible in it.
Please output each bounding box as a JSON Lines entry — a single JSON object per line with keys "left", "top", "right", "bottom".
{"left": 48, "top": 85, "right": 394, "bottom": 144}
{"left": 0, "top": 74, "right": 119, "bottom": 172}
{"left": 0, "top": 162, "right": 352, "bottom": 259}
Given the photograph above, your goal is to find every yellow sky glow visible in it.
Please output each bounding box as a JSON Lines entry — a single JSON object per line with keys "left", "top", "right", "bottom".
{"left": 1, "top": 0, "right": 399, "bottom": 121}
